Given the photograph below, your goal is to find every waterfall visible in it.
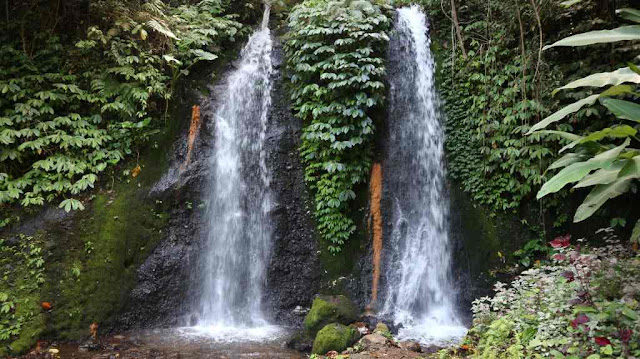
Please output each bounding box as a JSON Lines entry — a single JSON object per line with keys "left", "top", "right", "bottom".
{"left": 189, "top": 3, "right": 280, "bottom": 340}
{"left": 381, "top": 6, "right": 467, "bottom": 345}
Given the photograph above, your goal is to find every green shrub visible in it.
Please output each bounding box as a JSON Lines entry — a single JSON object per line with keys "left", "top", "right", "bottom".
{"left": 448, "top": 234, "right": 640, "bottom": 358}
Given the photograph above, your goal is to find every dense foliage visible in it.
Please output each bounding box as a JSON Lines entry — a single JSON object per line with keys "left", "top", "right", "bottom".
{"left": 530, "top": 9, "right": 640, "bottom": 242}
{"left": 442, "top": 234, "right": 640, "bottom": 358}
{"left": 285, "top": 0, "right": 392, "bottom": 252}
{"left": 417, "top": 0, "right": 629, "bottom": 222}
{"left": 0, "top": 0, "right": 246, "bottom": 225}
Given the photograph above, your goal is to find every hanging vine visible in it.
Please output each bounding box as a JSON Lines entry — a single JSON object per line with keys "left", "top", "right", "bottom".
{"left": 285, "top": 0, "right": 392, "bottom": 252}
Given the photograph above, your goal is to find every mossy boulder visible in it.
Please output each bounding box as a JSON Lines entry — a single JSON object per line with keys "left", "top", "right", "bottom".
{"left": 312, "top": 323, "right": 359, "bottom": 355}
{"left": 374, "top": 322, "right": 390, "bottom": 336}
{"left": 304, "top": 295, "right": 358, "bottom": 335}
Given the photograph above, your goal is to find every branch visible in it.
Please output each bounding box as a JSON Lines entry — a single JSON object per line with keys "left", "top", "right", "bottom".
{"left": 451, "top": 0, "right": 467, "bottom": 59}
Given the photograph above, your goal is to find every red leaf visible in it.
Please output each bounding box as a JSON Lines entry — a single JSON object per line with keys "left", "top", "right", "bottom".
{"left": 561, "top": 270, "right": 575, "bottom": 282}
{"left": 595, "top": 337, "right": 611, "bottom": 346}
{"left": 619, "top": 329, "right": 632, "bottom": 343}
{"left": 571, "top": 313, "right": 589, "bottom": 328}
{"left": 553, "top": 254, "right": 566, "bottom": 261}
{"left": 550, "top": 235, "right": 571, "bottom": 249}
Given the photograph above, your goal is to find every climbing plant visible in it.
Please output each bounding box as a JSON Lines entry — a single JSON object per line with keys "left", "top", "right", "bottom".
{"left": 285, "top": 0, "right": 392, "bottom": 252}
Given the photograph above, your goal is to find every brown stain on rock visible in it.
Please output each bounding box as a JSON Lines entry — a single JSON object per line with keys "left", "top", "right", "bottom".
{"left": 181, "top": 105, "right": 201, "bottom": 171}
{"left": 370, "top": 162, "right": 383, "bottom": 304}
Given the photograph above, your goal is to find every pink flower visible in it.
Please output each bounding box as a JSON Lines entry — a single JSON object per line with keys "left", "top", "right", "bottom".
{"left": 550, "top": 235, "right": 571, "bottom": 249}
{"left": 594, "top": 337, "right": 611, "bottom": 346}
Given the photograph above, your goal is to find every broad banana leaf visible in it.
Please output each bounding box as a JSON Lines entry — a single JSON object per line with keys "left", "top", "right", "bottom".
{"left": 537, "top": 138, "right": 630, "bottom": 199}
{"left": 544, "top": 25, "right": 640, "bottom": 50}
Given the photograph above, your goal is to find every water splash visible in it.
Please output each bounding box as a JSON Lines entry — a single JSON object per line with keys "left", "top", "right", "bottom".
{"left": 381, "top": 5, "right": 467, "bottom": 345}
{"left": 192, "top": 4, "right": 277, "bottom": 340}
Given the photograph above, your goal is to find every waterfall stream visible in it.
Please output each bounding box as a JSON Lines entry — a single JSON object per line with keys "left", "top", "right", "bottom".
{"left": 381, "top": 6, "right": 467, "bottom": 345}
{"left": 188, "top": 4, "right": 281, "bottom": 341}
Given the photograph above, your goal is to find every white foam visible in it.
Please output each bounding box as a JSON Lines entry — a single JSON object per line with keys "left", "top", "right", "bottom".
{"left": 178, "top": 324, "right": 285, "bottom": 343}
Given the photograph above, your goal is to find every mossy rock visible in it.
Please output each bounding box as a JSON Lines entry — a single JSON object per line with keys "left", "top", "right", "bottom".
{"left": 374, "top": 322, "right": 390, "bottom": 336}
{"left": 311, "top": 323, "right": 359, "bottom": 355}
{"left": 304, "top": 295, "right": 358, "bottom": 335}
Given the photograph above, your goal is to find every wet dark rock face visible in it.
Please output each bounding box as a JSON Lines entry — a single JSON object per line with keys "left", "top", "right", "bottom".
{"left": 263, "top": 36, "right": 322, "bottom": 325}
{"left": 117, "top": 34, "right": 321, "bottom": 330}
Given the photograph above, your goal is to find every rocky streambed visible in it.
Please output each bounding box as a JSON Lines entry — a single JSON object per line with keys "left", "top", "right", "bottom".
{"left": 13, "top": 295, "right": 469, "bottom": 359}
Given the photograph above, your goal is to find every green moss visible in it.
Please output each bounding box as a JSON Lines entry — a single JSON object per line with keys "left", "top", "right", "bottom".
{"left": 41, "top": 177, "right": 167, "bottom": 340}
{"left": 8, "top": 313, "right": 45, "bottom": 355}
{"left": 0, "top": 234, "right": 46, "bottom": 356}
{"left": 374, "top": 322, "right": 390, "bottom": 336}
{"left": 304, "top": 295, "right": 358, "bottom": 335}
{"left": 312, "top": 323, "right": 358, "bottom": 355}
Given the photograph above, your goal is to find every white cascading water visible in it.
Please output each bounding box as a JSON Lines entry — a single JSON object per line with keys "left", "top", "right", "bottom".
{"left": 381, "top": 6, "right": 467, "bottom": 345}
{"left": 188, "top": 4, "right": 281, "bottom": 341}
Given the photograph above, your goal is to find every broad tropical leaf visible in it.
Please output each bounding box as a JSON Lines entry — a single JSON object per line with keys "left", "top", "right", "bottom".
{"left": 560, "top": 125, "right": 637, "bottom": 153}
{"left": 618, "top": 156, "right": 640, "bottom": 180}
{"left": 536, "top": 130, "right": 584, "bottom": 142}
{"left": 574, "top": 178, "right": 632, "bottom": 222}
{"left": 537, "top": 138, "right": 630, "bottom": 199}
{"left": 553, "top": 67, "right": 640, "bottom": 94}
{"left": 543, "top": 25, "right": 640, "bottom": 50}
{"left": 573, "top": 161, "right": 626, "bottom": 188}
{"left": 548, "top": 153, "right": 588, "bottom": 170}
{"left": 617, "top": 8, "right": 640, "bottom": 23}
{"left": 600, "top": 98, "right": 640, "bottom": 123}
{"left": 528, "top": 95, "right": 600, "bottom": 133}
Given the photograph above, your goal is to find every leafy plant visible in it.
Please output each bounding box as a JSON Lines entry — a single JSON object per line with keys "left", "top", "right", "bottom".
{"left": 0, "top": 0, "right": 245, "bottom": 222}
{"left": 285, "top": 0, "right": 392, "bottom": 252}
{"left": 529, "top": 8, "right": 640, "bottom": 242}
{"left": 446, "top": 235, "right": 640, "bottom": 358}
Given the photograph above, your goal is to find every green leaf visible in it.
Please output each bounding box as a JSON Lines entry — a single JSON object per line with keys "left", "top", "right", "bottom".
{"left": 163, "top": 54, "right": 182, "bottom": 66}
{"left": 560, "top": 125, "right": 637, "bottom": 152}
{"left": 544, "top": 25, "right": 640, "bottom": 50}
{"left": 573, "top": 161, "right": 625, "bottom": 188}
{"left": 537, "top": 138, "right": 630, "bottom": 199}
{"left": 574, "top": 178, "right": 632, "bottom": 222}
{"left": 528, "top": 95, "right": 600, "bottom": 133}
{"left": 560, "top": 0, "right": 582, "bottom": 7}
{"left": 59, "top": 198, "right": 85, "bottom": 212}
{"left": 536, "top": 130, "right": 583, "bottom": 142}
{"left": 147, "top": 19, "right": 179, "bottom": 40}
{"left": 622, "top": 306, "right": 638, "bottom": 320}
{"left": 631, "top": 219, "right": 640, "bottom": 243}
{"left": 617, "top": 8, "right": 640, "bottom": 23}
{"left": 600, "top": 98, "right": 640, "bottom": 123}
{"left": 548, "top": 153, "right": 588, "bottom": 170}
{"left": 553, "top": 67, "right": 640, "bottom": 94}
{"left": 192, "top": 49, "right": 218, "bottom": 61}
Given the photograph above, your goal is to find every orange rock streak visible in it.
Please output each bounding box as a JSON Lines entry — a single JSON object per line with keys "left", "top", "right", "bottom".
{"left": 370, "top": 162, "right": 383, "bottom": 304}
{"left": 182, "top": 105, "right": 201, "bottom": 171}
